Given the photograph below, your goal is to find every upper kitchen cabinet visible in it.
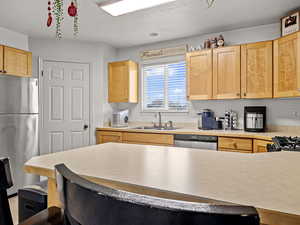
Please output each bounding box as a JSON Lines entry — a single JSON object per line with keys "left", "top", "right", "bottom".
{"left": 1, "top": 46, "right": 32, "bottom": 77}
{"left": 186, "top": 50, "right": 213, "bottom": 100}
{"left": 108, "top": 60, "right": 138, "bottom": 103}
{"left": 241, "top": 41, "right": 273, "bottom": 99}
{"left": 213, "top": 46, "right": 241, "bottom": 99}
{"left": 274, "top": 32, "right": 300, "bottom": 98}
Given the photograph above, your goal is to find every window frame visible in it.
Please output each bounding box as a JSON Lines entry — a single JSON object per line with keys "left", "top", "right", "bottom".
{"left": 141, "top": 60, "right": 188, "bottom": 113}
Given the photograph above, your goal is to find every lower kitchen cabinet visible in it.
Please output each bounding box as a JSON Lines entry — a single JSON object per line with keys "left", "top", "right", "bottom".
{"left": 218, "top": 137, "right": 253, "bottom": 153}
{"left": 253, "top": 139, "right": 273, "bottom": 153}
{"left": 96, "top": 131, "right": 122, "bottom": 144}
{"left": 122, "top": 132, "right": 174, "bottom": 146}
{"left": 96, "top": 131, "right": 174, "bottom": 146}
{"left": 97, "top": 130, "right": 272, "bottom": 153}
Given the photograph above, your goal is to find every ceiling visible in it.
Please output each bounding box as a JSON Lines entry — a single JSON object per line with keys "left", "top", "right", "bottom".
{"left": 0, "top": 0, "right": 299, "bottom": 48}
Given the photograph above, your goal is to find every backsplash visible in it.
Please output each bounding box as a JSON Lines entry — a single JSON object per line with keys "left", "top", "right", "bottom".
{"left": 115, "top": 98, "right": 300, "bottom": 129}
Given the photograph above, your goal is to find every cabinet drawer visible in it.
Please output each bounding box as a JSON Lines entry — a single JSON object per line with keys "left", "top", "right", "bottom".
{"left": 218, "top": 137, "right": 253, "bottom": 151}
{"left": 122, "top": 132, "right": 174, "bottom": 146}
{"left": 96, "top": 131, "right": 122, "bottom": 144}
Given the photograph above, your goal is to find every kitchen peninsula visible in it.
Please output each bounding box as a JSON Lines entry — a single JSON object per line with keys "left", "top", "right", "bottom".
{"left": 25, "top": 143, "right": 300, "bottom": 225}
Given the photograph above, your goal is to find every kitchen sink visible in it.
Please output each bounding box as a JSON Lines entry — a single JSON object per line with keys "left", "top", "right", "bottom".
{"left": 133, "top": 126, "right": 178, "bottom": 131}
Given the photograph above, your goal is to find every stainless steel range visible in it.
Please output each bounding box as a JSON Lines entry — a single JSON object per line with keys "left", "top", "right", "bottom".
{"left": 0, "top": 75, "right": 39, "bottom": 195}
{"left": 268, "top": 136, "right": 300, "bottom": 152}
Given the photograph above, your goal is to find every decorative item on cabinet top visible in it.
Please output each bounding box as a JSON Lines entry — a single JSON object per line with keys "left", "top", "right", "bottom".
{"left": 140, "top": 45, "right": 187, "bottom": 61}
{"left": 281, "top": 10, "right": 300, "bottom": 37}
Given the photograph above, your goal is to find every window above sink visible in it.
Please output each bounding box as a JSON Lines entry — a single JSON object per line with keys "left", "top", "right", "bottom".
{"left": 142, "top": 61, "right": 188, "bottom": 113}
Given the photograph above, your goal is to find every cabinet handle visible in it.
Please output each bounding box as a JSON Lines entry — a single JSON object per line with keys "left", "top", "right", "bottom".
{"left": 236, "top": 93, "right": 240, "bottom": 96}
{"left": 0, "top": 70, "right": 3, "bottom": 73}
{"left": 3, "top": 70, "right": 7, "bottom": 73}
{"left": 244, "top": 93, "right": 247, "bottom": 97}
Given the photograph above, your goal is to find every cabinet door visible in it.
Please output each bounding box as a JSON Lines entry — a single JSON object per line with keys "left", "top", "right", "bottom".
{"left": 108, "top": 61, "right": 129, "bottom": 102}
{"left": 213, "top": 46, "right": 241, "bottom": 99}
{"left": 274, "top": 32, "right": 300, "bottom": 98}
{"left": 3, "top": 46, "right": 32, "bottom": 77}
{"left": 96, "top": 131, "right": 122, "bottom": 144}
{"left": 0, "top": 46, "right": 3, "bottom": 73}
{"left": 186, "top": 50, "right": 213, "bottom": 100}
{"left": 253, "top": 139, "right": 273, "bottom": 153}
{"left": 241, "top": 41, "right": 273, "bottom": 99}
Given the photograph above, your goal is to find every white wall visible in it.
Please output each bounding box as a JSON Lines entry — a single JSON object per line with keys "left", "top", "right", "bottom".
{"left": 115, "top": 23, "right": 300, "bottom": 128}
{"left": 0, "top": 27, "right": 29, "bottom": 50}
{"left": 28, "top": 38, "right": 117, "bottom": 144}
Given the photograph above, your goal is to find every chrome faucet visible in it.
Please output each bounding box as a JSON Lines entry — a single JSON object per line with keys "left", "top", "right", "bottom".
{"left": 157, "top": 112, "right": 162, "bottom": 128}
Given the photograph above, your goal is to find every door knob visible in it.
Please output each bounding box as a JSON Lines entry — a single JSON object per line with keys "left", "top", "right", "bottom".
{"left": 83, "top": 124, "right": 89, "bottom": 130}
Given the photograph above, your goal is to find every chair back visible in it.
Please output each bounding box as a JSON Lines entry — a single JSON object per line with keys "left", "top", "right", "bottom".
{"left": 55, "top": 164, "right": 260, "bottom": 225}
{"left": 0, "top": 158, "right": 14, "bottom": 225}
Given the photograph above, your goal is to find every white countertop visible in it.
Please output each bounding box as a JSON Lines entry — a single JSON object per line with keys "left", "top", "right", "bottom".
{"left": 25, "top": 143, "right": 300, "bottom": 216}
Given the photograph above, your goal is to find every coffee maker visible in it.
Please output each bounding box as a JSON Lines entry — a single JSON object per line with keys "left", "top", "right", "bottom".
{"left": 198, "top": 109, "right": 216, "bottom": 130}
{"left": 244, "top": 106, "right": 266, "bottom": 132}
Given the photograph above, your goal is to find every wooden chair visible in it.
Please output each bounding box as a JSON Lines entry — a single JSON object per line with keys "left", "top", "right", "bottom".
{"left": 55, "top": 163, "right": 260, "bottom": 225}
{"left": 0, "top": 158, "right": 63, "bottom": 225}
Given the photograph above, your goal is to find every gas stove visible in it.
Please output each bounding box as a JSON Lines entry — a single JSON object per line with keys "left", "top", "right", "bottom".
{"left": 267, "top": 136, "right": 300, "bottom": 152}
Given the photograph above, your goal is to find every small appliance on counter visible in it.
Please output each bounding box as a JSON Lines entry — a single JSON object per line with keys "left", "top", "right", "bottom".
{"left": 244, "top": 106, "right": 266, "bottom": 132}
{"left": 111, "top": 110, "right": 129, "bottom": 127}
{"left": 198, "top": 109, "right": 215, "bottom": 130}
{"left": 224, "top": 110, "right": 239, "bottom": 130}
{"left": 267, "top": 136, "right": 300, "bottom": 152}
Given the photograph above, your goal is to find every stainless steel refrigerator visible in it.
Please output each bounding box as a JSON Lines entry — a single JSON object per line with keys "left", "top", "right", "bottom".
{"left": 0, "top": 75, "right": 39, "bottom": 195}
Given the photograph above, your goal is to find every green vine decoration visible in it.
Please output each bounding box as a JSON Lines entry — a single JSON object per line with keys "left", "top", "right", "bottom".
{"left": 73, "top": 0, "right": 79, "bottom": 36}
{"left": 53, "top": 0, "right": 64, "bottom": 39}
{"left": 207, "top": 0, "right": 215, "bottom": 8}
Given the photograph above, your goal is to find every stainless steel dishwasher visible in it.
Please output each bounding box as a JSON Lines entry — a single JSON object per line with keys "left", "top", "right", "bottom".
{"left": 174, "top": 134, "right": 218, "bottom": 150}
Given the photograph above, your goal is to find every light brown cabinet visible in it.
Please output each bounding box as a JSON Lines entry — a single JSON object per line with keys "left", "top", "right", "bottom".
{"left": 253, "top": 139, "right": 273, "bottom": 153}
{"left": 213, "top": 46, "right": 241, "bottom": 99}
{"left": 218, "top": 137, "right": 253, "bottom": 153}
{"left": 274, "top": 32, "right": 300, "bottom": 98}
{"left": 96, "top": 130, "right": 174, "bottom": 146}
{"left": 241, "top": 41, "right": 273, "bottom": 99}
{"left": 122, "top": 132, "right": 174, "bottom": 146}
{"left": 96, "top": 131, "right": 122, "bottom": 144}
{"left": 1, "top": 46, "right": 32, "bottom": 77}
{"left": 186, "top": 50, "right": 213, "bottom": 100}
{"left": 108, "top": 60, "right": 138, "bottom": 103}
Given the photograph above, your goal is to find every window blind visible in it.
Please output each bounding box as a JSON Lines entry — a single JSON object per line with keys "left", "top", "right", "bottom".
{"left": 143, "top": 61, "right": 187, "bottom": 111}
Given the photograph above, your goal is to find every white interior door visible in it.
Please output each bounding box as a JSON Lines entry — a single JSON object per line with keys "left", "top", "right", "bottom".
{"left": 41, "top": 61, "right": 90, "bottom": 154}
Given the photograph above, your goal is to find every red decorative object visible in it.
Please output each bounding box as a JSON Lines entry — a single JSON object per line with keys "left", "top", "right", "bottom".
{"left": 47, "top": 0, "right": 53, "bottom": 27}
{"left": 68, "top": 2, "right": 77, "bottom": 17}
{"left": 47, "top": 15, "right": 53, "bottom": 27}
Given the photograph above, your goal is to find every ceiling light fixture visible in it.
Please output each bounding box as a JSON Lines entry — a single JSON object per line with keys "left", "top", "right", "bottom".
{"left": 96, "top": 0, "right": 176, "bottom": 16}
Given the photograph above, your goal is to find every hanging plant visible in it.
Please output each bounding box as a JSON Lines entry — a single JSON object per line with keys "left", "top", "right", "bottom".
{"left": 68, "top": 0, "right": 79, "bottom": 36}
{"left": 53, "top": 0, "right": 64, "bottom": 39}
{"left": 206, "top": 0, "right": 215, "bottom": 8}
